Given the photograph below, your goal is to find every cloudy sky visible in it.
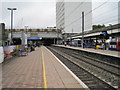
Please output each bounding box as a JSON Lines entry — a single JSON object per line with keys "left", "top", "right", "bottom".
{"left": 1, "top": 0, "right": 56, "bottom": 29}
{"left": 0, "top": 0, "right": 119, "bottom": 29}
{"left": 92, "top": 0, "right": 119, "bottom": 25}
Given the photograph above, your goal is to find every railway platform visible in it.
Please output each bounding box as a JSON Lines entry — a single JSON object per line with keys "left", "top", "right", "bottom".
{"left": 2, "top": 46, "right": 87, "bottom": 89}
{"left": 56, "top": 45, "right": 120, "bottom": 58}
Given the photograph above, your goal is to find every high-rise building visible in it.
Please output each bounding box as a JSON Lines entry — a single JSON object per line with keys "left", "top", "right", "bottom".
{"left": 56, "top": 0, "right": 65, "bottom": 31}
{"left": 56, "top": 0, "right": 92, "bottom": 33}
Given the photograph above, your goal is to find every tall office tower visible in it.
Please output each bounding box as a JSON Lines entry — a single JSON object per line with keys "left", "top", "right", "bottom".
{"left": 56, "top": 0, "right": 92, "bottom": 33}
{"left": 56, "top": 0, "right": 65, "bottom": 32}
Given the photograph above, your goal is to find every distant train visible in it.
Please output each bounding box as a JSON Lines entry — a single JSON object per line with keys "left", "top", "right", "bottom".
{"left": 109, "top": 38, "right": 120, "bottom": 50}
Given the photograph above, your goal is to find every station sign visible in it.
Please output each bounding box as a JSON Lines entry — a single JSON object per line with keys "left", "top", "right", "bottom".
{"left": 102, "top": 31, "right": 107, "bottom": 37}
{"left": 27, "top": 37, "right": 42, "bottom": 40}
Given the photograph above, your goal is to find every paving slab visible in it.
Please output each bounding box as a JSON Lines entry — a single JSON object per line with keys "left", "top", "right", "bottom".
{"left": 42, "top": 46, "right": 85, "bottom": 88}
{"left": 2, "top": 46, "right": 86, "bottom": 89}
{"left": 2, "top": 48, "right": 43, "bottom": 88}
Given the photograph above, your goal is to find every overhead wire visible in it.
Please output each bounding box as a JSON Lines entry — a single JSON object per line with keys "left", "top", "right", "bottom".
{"left": 85, "top": 16, "right": 118, "bottom": 28}
{"left": 93, "top": 16, "right": 118, "bottom": 25}
{"left": 65, "top": 0, "right": 85, "bottom": 18}
{"left": 65, "top": 0, "right": 110, "bottom": 27}
{"left": 85, "top": 5, "right": 119, "bottom": 23}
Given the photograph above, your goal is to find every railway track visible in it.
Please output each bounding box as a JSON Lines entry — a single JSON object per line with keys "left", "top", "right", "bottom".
{"left": 47, "top": 46, "right": 120, "bottom": 90}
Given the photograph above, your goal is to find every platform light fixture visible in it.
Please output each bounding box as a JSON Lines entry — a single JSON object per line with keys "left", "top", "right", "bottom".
{"left": 7, "top": 8, "right": 17, "bottom": 44}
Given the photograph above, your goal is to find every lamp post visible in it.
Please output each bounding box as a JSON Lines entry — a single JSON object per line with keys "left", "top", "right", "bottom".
{"left": 82, "top": 12, "right": 84, "bottom": 48}
{"left": 7, "top": 8, "right": 17, "bottom": 44}
{"left": 57, "top": 28, "right": 59, "bottom": 45}
{"left": 70, "top": 28, "right": 73, "bottom": 45}
{"left": 109, "top": 24, "right": 112, "bottom": 36}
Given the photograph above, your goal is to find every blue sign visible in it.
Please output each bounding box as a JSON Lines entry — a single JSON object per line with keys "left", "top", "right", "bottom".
{"left": 27, "top": 37, "right": 42, "bottom": 40}
{"left": 102, "top": 31, "right": 107, "bottom": 37}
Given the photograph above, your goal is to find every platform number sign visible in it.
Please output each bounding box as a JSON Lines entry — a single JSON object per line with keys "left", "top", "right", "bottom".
{"left": 102, "top": 31, "right": 107, "bottom": 37}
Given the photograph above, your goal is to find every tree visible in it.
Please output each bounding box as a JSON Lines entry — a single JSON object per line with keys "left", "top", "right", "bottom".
{"left": 37, "top": 29, "right": 40, "bottom": 32}
{"left": 29, "top": 29, "right": 32, "bottom": 32}
{"left": 92, "top": 24, "right": 106, "bottom": 30}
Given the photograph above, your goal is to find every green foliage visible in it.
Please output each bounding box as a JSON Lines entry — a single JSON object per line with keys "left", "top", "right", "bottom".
{"left": 92, "top": 24, "right": 106, "bottom": 30}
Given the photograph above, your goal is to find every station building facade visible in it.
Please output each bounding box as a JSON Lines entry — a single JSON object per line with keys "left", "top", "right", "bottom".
{"left": 56, "top": 0, "right": 92, "bottom": 33}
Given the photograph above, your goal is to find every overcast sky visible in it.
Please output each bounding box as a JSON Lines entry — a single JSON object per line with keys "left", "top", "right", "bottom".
{"left": 1, "top": 1, "right": 56, "bottom": 29}
{"left": 0, "top": 0, "right": 119, "bottom": 29}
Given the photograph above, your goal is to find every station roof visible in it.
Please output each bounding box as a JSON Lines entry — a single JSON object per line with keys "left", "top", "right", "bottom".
{"left": 71, "top": 24, "right": 120, "bottom": 39}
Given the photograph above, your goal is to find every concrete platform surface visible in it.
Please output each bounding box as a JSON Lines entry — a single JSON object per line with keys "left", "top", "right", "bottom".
{"left": 2, "top": 46, "right": 86, "bottom": 89}
{"left": 56, "top": 45, "right": 120, "bottom": 58}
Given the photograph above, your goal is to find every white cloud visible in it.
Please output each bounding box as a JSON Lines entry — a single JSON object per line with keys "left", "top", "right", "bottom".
{"left": 1, "top": 0, "right": 56, "bottom": 2}
{"left": 1, "top": 0, "right": 119, "bottom": 29}
{"left": 1, "top": 2, "right": 56, "bottom": 29}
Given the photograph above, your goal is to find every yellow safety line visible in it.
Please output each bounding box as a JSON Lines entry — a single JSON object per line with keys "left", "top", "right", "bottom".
{"left": 41, "top": 50, "right": 48, "bottom": 89}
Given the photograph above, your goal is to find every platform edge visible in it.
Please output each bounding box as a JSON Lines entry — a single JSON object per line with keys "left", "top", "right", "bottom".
{"left": 44, "top": 46, "right": 90, "bottom": 90}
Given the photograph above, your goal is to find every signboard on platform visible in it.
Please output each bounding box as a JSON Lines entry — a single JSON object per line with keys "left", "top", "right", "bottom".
{"left": 27, "top": 37, "right": 42, "bottom": 40}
